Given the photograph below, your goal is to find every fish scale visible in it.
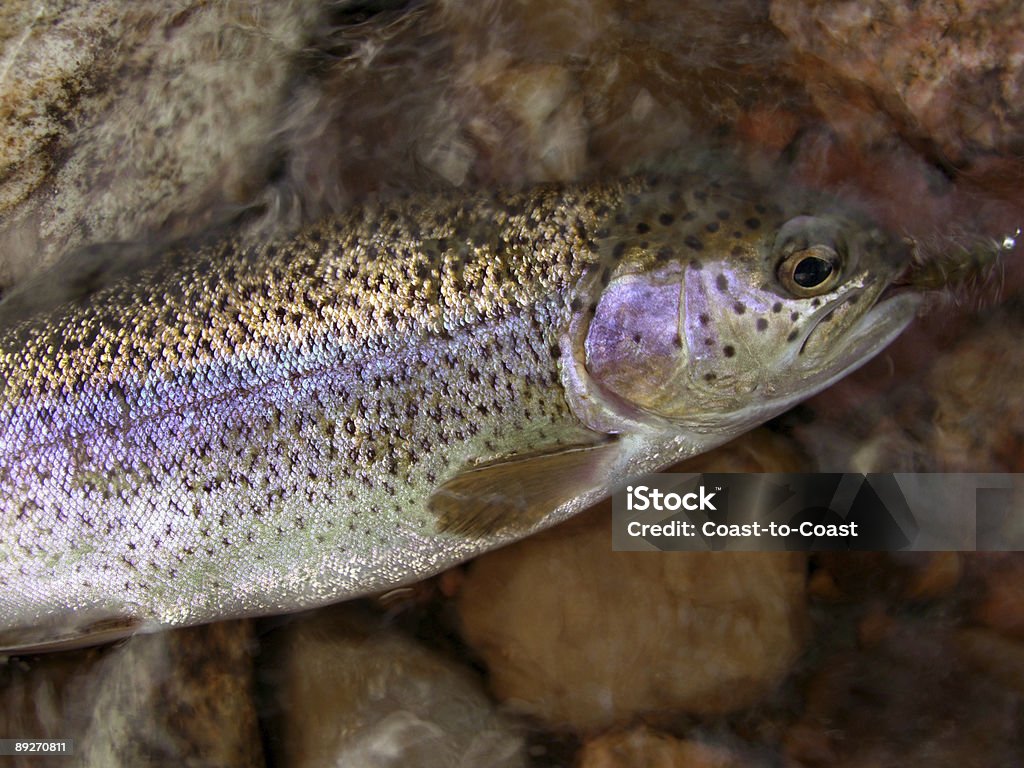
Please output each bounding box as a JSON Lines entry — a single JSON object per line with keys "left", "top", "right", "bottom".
{"left": 0, "top": 171, "right": 919, "bottom": 651}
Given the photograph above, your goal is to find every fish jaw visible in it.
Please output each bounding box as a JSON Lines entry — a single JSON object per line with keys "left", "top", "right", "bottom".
{"left": 694, "top": 290, "right": 922, "bottom": 435}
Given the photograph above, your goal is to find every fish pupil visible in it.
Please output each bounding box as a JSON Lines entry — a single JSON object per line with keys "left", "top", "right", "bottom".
{"left": 793, "top": 256, "right": 833, "bottom": 288}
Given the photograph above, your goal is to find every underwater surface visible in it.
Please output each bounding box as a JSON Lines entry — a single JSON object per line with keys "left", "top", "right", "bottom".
{"left": 1, "top": 0, "right": 1022, "bottom": 765}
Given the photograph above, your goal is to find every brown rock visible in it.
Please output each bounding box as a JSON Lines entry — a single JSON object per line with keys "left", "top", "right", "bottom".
{"left": 954, "top": 626, "right": 1024, "bottom": 695}
{"left": 771, "top": 0, "right": 1024, "bottom": 165}
{"left": 0, "top": 0, "right": 320, "bottom": 287}
{"left": 0, "top": 621, "right": 261, "bottom": 768}
{"left": 458, "top": 505, "right": 807, "bottom": 730}
{"left": 928, "top": 302, "right": 1024, "bottom": 472}
{"left": 266, "top": 606, "right": 525, "bottom": 768}
{"left": 966, "top": 554, "right": 1024, "bottom": 640}
{"left": 460, "top": 62, "right": 588, "bottom": 183}
{"left": 579, "top": 727, "right": 742, "bottom": 768}
{"left": 812, "top": 552, "right": 962, "bottom": 603}
{"left": 785, "top": 618, "right": 1024, "bottom": 767}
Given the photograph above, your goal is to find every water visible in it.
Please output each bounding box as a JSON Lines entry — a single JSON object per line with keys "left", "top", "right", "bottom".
{"left": 1, "top": 1, "right": 1022, "bottom": 766}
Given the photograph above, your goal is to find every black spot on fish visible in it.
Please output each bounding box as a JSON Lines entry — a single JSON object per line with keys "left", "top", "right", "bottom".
{"left": 704, "top": 338, "right": 714, "bottom": 346}
{"left": 716, "top": 209, "right": 731, "bottom": 220}
{"left": 688, "top": 258, "right": 703, "bottom": 270}
{"left": 704, "top": 372, "right": 717, "bottom": 381}
{"left": 570, "top": 296, "right": 583, "bottom": 312}
{"left": 656, "top": 246, "right": 674, "bottom": 261}
{"left": 733, "top": 302, "right": 746, "bottom": 315}
{"left": 706, "top": 221, "right": 720, "bottom": 233}
{"left": 790, "top": 311, "right": 800, "bottom": 321}
{"left": 632, "top": 332, "right": 642, "bottom": 344}
{"left": 730, "top": 245, "right": 744, "bottom": 257}
{"left": 636, "top": 222, "right": 651, "bottom": 234}
{"left": 723, "top": 345, "right": 736, "bottom": 357}
{"left": 659, "top": 212, "right": 675, "bottom": 225}
{"left": 613, "top": 242, "right": 627, "bottom": 259}
{"left": 848, "top": 294, "right": 860, "bottom": 305}
{"left": 811, "top": 298, "right": 821, "bottom": 307}
{"left": 745, "top": 217, "right": 761, "bottom": 230}
{"left": 699, "top": 313, "right": 710, "bottom": 325}
{"left": 716, "top": 274, "right": 729, "bottom": 291}
{"left": 673, "top": 334, "right": 683, "bottom": 348}
{"left": 685, "top": 235, "right": 704, "bottom": 251}
{"left": 757, "top": 318, "right": 769, "bottom": 331}
{"left": 787, "top": 329, "right": 799, "bottom": 342}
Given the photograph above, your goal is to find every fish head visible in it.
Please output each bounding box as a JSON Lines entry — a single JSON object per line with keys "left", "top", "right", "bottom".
{"left": 581, "top": 181, "right": 921, "bottom": 434}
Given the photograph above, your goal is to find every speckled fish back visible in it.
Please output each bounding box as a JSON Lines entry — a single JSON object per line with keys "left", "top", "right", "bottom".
{"left": 0, "top": 179, "right": 637, "bottom": 636}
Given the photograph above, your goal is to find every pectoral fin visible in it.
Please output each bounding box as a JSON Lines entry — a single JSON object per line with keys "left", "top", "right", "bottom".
{"left": 428, "top": 440, "right": 621, "bottom": 538}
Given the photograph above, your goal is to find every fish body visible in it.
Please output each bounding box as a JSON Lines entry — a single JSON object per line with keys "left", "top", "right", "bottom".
{"left": 0, "top": 171, "right": 918, "bottom": 651}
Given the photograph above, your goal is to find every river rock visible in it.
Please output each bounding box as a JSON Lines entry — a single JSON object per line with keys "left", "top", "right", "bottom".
{"left": 0, "top": 0, "right": 321, "bottom": 288}
{"left": 457, "top": 503, "right": 807, "bottom": 730}
{"left": 770, "top": 0, "right": 1024, "bottom": 165}
{"left": 785, "top": 617, "right": 1024, "bottom": 767}
{"left": 578, "top": 727, "right": 742, "bottom": 768}
{"left": 265, "top": 605, "right": 525, "bottom": 768}
{"left": 0, "top": 621, "right": 261, "bottom": 768}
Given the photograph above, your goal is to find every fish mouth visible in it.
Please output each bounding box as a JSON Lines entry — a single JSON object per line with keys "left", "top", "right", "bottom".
{"left": 798, "top": 284, "right": 920, "bottom": 388}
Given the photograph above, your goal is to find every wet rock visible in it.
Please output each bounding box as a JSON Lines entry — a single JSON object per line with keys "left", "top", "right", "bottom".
{"left": 460, "top": 62, "right": 588, "bottom": 183}
{"left": 0, "top": 0, "right": 321, "bottom": 287}
{"left": 770, "top": 0, "right": 1024, "bottom": 166}
{"left": 442, "top": 0, "right": 802, "bottom": 181}
{"left": 784, "top": 617, "right": 1024, "bottom": 767}
{"left": 927, "top": 301, "right": 1024, "bottom": 472}
{"left": 0, "top": 621, "right": 261, "bottom": 768}
{"left": 965, "top": 554, "right": 1024, "bottom": 641}
{"left": 578, "top": 727, "right": 742, "bottom": 768}
{"left": 275, "top": 6, "right": 465, "bottom": 212}
{"left": 457, "top": 503, "right": 807, "bottom": 731}
{"left": 953, "top": 626, "right": 1024, "bottom": 696}
{"left": 264, "top": 606, "right": 525, "bottom": 768}
{"left": 811, "top": 552, "right": 962, "bottom": 603}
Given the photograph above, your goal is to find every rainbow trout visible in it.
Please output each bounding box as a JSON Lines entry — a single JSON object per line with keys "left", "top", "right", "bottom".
{"left": 0, "top": 171, "right": 919, "bottom": 652}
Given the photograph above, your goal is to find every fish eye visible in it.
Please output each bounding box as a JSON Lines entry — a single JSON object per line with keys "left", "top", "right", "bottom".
{"left": 777, "top": 244, "right": 841, "bottom": 297}
{"left": 772, "top": 216, "right": 848, "bottom": 297}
